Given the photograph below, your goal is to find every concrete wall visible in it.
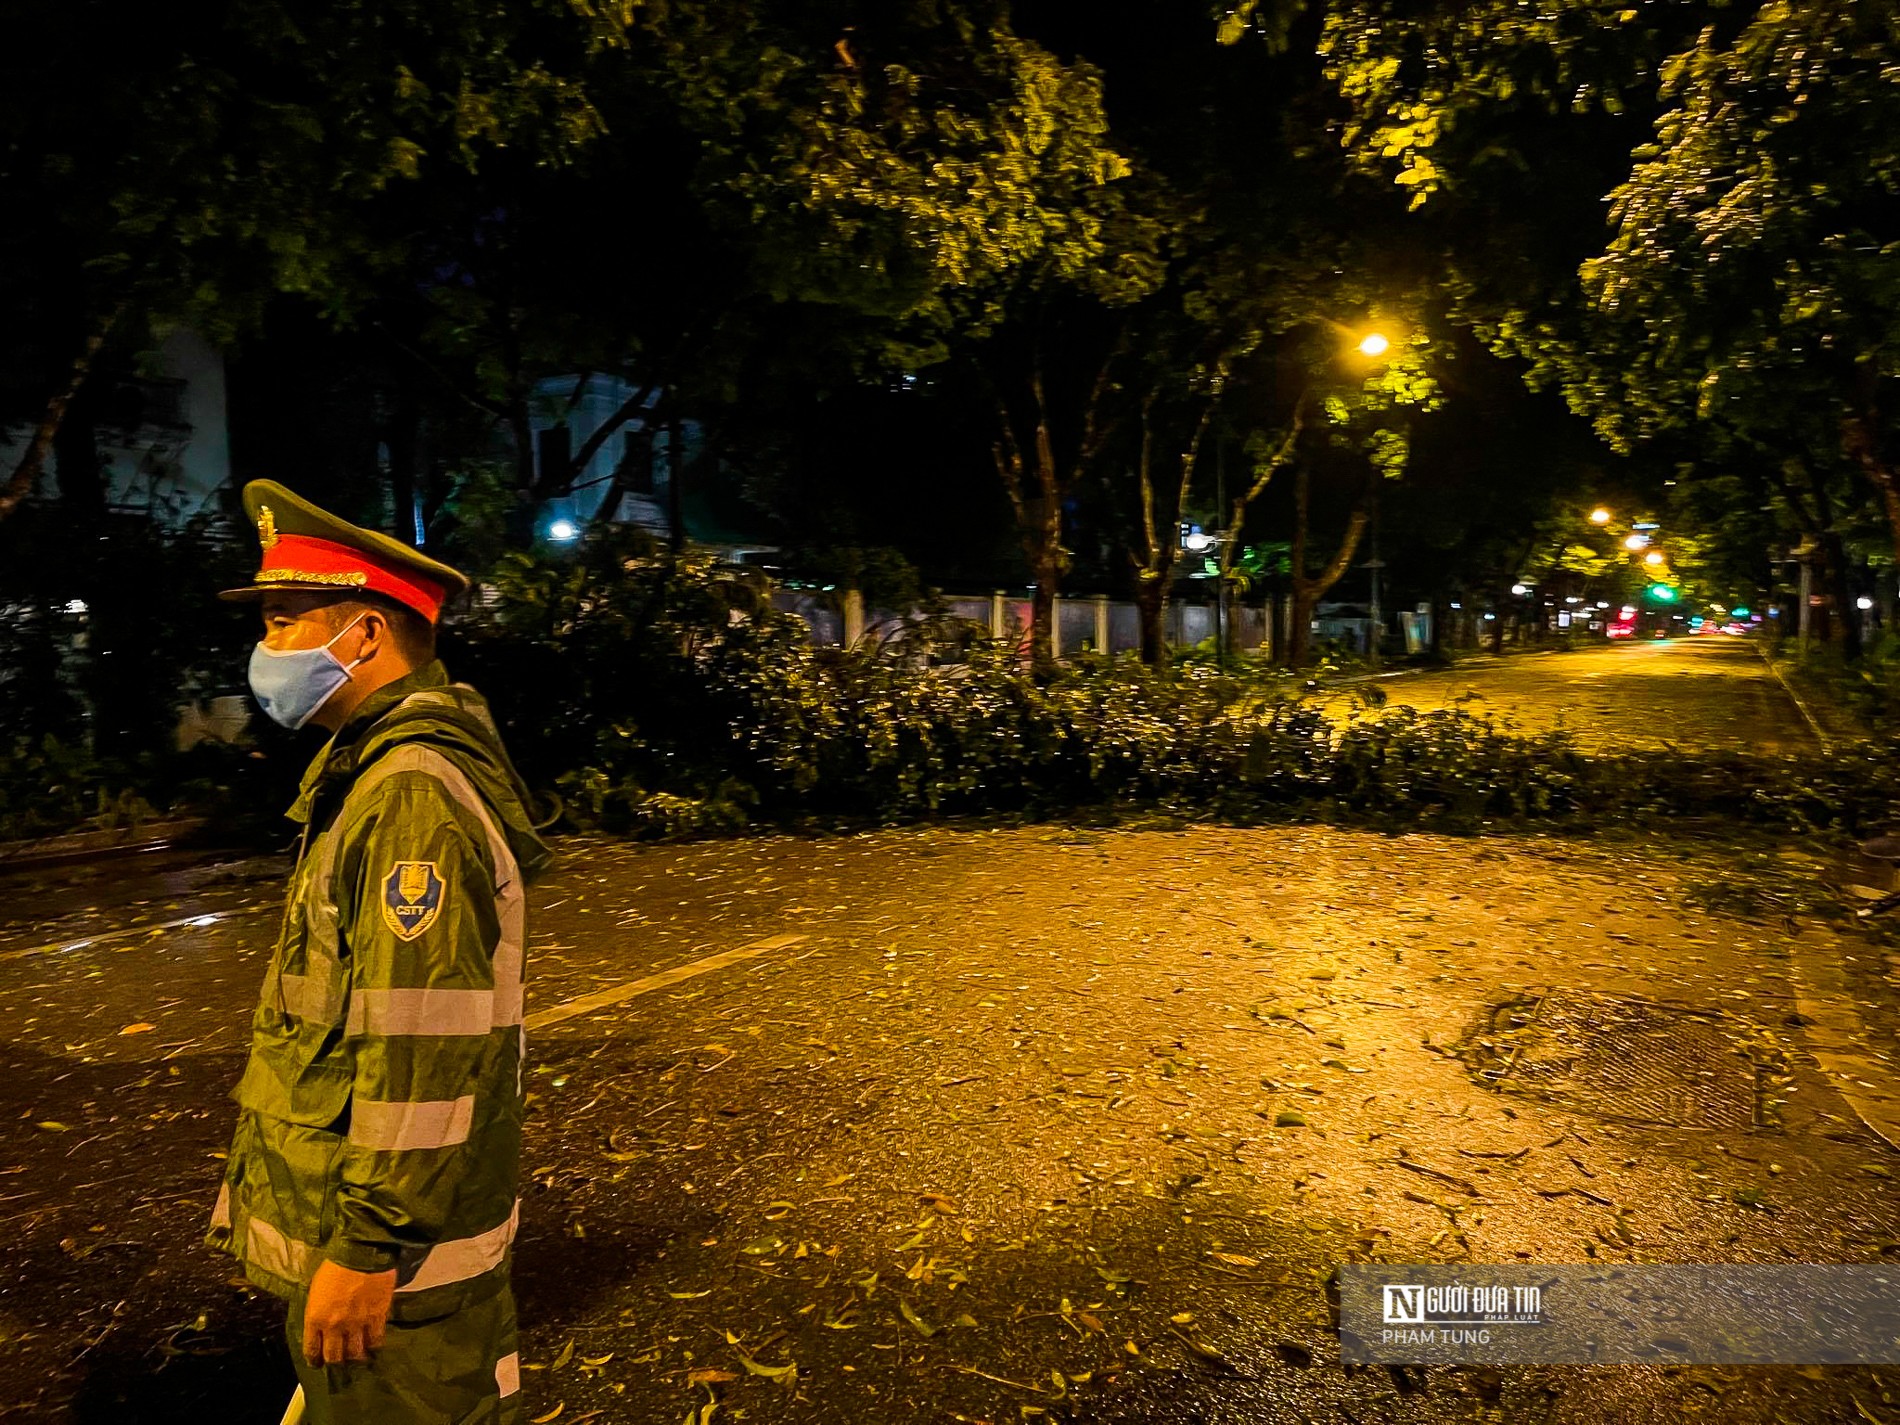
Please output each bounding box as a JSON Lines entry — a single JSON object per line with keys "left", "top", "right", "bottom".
{"left": 781, "top": 590, "right": 1291, "bottom": 661}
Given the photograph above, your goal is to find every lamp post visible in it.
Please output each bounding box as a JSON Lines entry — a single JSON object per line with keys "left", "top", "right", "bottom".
{"left": 1364, "top": 491, "right": 1384, "bottom": 669}
{"left": 1355, "top": 329, "right": 1391, "bottom": 665}
{"left": 1216, "top": 422, "right": 1227, "bottom": 673}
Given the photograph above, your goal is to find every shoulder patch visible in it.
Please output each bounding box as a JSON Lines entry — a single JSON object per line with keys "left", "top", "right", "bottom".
{"left": 381, "top": 860, "right": 445, "bottom": 941}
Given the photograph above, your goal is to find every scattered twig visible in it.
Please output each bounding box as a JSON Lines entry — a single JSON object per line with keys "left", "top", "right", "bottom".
{"left": 1396, "top": 1160, "right": 1482, "bottom": 1196}
{"left": 942, "top": 1365, "right": 1046, "bottom": 1394}
{"left": 715, "top": 1151, "right": 784, "bottom": 1188}
{"left": 1535, "top": 1186, "right": 1615, "bottom": 1207}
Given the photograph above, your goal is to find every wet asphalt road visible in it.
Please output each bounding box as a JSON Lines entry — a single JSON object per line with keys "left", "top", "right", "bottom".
{"left": 1365, "top": 638, "right": 1820, "bottom": 756}
{"left": 2, "top": 646, "right": 1899, "bottom": 1423}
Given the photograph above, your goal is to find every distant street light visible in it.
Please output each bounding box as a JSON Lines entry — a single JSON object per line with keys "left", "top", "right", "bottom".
{"left": 1644, "top": 550, "right": 1664, "bottom": 566}
{"left": 1511, "top": 583, "right": 1530, "bottom": 596}
{"left": 1858, "top": 596, "right": 1875, "bottom": 611}
{"left": 1589, "top": 508, "right": 1612, "bottom": 525}
{"left": 1357, "top": 332, "right": 1390, "bottom": 357}
{"left": 1623, "top": 534, "right": 1650, "bottom": 551}
{"left": 548, "top": 518, "right": 580, "bottom": 542}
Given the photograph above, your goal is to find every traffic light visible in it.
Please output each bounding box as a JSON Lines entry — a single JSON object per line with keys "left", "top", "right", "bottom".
{"left": 1648, "top": 584, "right": 1677, "bottom": 603}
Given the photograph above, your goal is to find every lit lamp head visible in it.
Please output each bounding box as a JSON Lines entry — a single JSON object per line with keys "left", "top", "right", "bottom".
{"left": 1644, "top": 550, "right": 1664, "bottom": 567}
{"left": 1589, "top": 507, "right": 1612, "bottom": 525}
{"left": 1356, "top": 332, "right": 1390, "bottom": 358}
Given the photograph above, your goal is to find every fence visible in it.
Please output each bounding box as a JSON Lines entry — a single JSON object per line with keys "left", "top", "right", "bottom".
{"left": 772, "top": 588, "right": 1284, "bottom": 659}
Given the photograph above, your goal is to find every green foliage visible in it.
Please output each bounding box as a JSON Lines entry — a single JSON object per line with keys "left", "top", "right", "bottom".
{"left": 1321, "top": 0, "right": 1900, "bottom": 632}
{"left": 1778, "top": 630, "right": 1900, "bottom": 737}
{"left": 784, "top": 545, "right": 929, "bottom": 615}
{"left": 0, "top": 736, "right": 145, "bottom": 842}
{"left": 449, "top": 537, "right": 1900, "bottom": 841}
{"left": 2, "top": 0, "right": 620, "bottom": 348}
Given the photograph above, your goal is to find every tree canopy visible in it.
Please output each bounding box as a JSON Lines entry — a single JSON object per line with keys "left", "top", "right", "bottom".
{"left": 1319, "top": 0, "right": 1900, "bottom": 646}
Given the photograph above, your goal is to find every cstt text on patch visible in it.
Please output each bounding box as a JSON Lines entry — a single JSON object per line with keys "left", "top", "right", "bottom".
{"left": 380, "top": 860, "right": 445, "bottom": 941}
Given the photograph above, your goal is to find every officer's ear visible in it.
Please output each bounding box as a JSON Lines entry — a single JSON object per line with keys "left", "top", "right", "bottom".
{"left": 345, "top": 605, "right": 391, "bottom": 668}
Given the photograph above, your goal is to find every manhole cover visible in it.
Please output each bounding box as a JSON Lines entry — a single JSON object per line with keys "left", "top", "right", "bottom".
{"left": 1462, "top": 991, "right": 1774, "bottom": 1131}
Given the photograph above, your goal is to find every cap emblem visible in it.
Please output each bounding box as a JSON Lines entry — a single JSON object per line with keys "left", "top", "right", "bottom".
{"left": 257, "top": 505, "right": 279, "bottom": 552}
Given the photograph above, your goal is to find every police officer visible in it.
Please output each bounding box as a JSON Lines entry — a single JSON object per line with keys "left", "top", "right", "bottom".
{"left": 206, "top": 480, "right": 550, "bottom": 1423}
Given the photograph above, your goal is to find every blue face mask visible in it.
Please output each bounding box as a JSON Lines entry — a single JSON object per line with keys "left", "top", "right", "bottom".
{"left": 248, "top": 615, "right": 369, "bottom": 730}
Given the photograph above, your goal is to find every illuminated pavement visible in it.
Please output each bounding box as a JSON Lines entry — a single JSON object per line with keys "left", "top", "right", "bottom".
{"left": 2, "top": 823, "right": 1897, "bottom": 1422}
{"left": 1366, "top": 637, "right": 1820, "bottom": 756}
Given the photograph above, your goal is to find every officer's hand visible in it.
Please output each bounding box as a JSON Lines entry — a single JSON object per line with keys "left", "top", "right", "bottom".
{"left": 303, "top": 1260, "right": 397, "bottom": 1365}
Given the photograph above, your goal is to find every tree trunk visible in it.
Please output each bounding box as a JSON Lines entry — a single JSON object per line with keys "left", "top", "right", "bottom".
{"left": 1818, "top": 529, "right": 1863, "bottom": 661}
{"left": 989, "top": 348, "right": 1121, "bottom": 676}
{"left": 1844, "top": 412, "right": 1900, "bottom": 569}
{"left": 589, "top": 423, "right": 653, "bottom": 530}
{"left": 385, "top": 387, "right": 422, "bottom": 546}
{"left": 1280, "top": 466, "right": 1311, "bottom": 670}
{"left": 54, "top": 380, "right": 107, "bottom": 522}
{"left": 1136, "top": 576, "right": 1168, "bottom": 665}
{"left": 1286, "top": 585, "right": 1315, "bottom": 669}
{"left": 56, "top": 392, "right": 136, "bottom": 760}
{"left": 1024, "top": 488, "right": 1063, "bottom": 674}
{"left": 0, "top": 320, "right": 116, "bottom": 524}
{"left": 509, "top": 399, "right": 536, "bottom": 495}
{"left": 546, "top": 378, "right": 658, "bottom": 502}
{"left": 1130, "top": 390, "right": 1171, "bottom": 668}
{"left": 665, "top": 416, "right": 687, "bottom": 548}
{"left": 1280, "top": 464, "right": 1370, "bottom": 671}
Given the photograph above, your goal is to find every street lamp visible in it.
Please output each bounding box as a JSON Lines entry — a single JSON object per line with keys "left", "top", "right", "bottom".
{"left": 1589, "top": 507, "right": 1612, "bottom": 525}
{"left": 548, "top": 518, "right": 580, "bottom": 542}
{"left": 1357, "top": 331, "right": 1390, "bottom": 358}
{"left": 1643, "top": 550, "right": 1664, "bottom": 567}
{"left": 1623, "top": 534, "right": 1650, "bottom": 551}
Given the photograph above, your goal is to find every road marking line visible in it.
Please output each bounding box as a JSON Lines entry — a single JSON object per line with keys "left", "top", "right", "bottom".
{"left": 1786, "top": 928, "right": 1899, "bottom": 1151}
{"left": 0, "top": 905, "right": 276, "bottom": 964}
{"left": 525, "top": 933, "right": 808, "bottom": 1031}
{"left": 1757, "top": 647, "right": 1832, "bottom": 753}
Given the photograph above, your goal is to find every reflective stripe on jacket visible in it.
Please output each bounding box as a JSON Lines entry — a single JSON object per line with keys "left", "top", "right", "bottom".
{"left": 207, "top": 663, "right": 550, "bottom": 1320}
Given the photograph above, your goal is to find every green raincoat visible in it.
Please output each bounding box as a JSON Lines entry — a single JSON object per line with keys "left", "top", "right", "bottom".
{"left": 208, "top": 663, "right": 551, "bottom": 1328}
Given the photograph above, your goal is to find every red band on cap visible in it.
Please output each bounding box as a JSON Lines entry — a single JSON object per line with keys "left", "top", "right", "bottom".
{"left": 255, "top": 533, "right": 447, "bottom": 622}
